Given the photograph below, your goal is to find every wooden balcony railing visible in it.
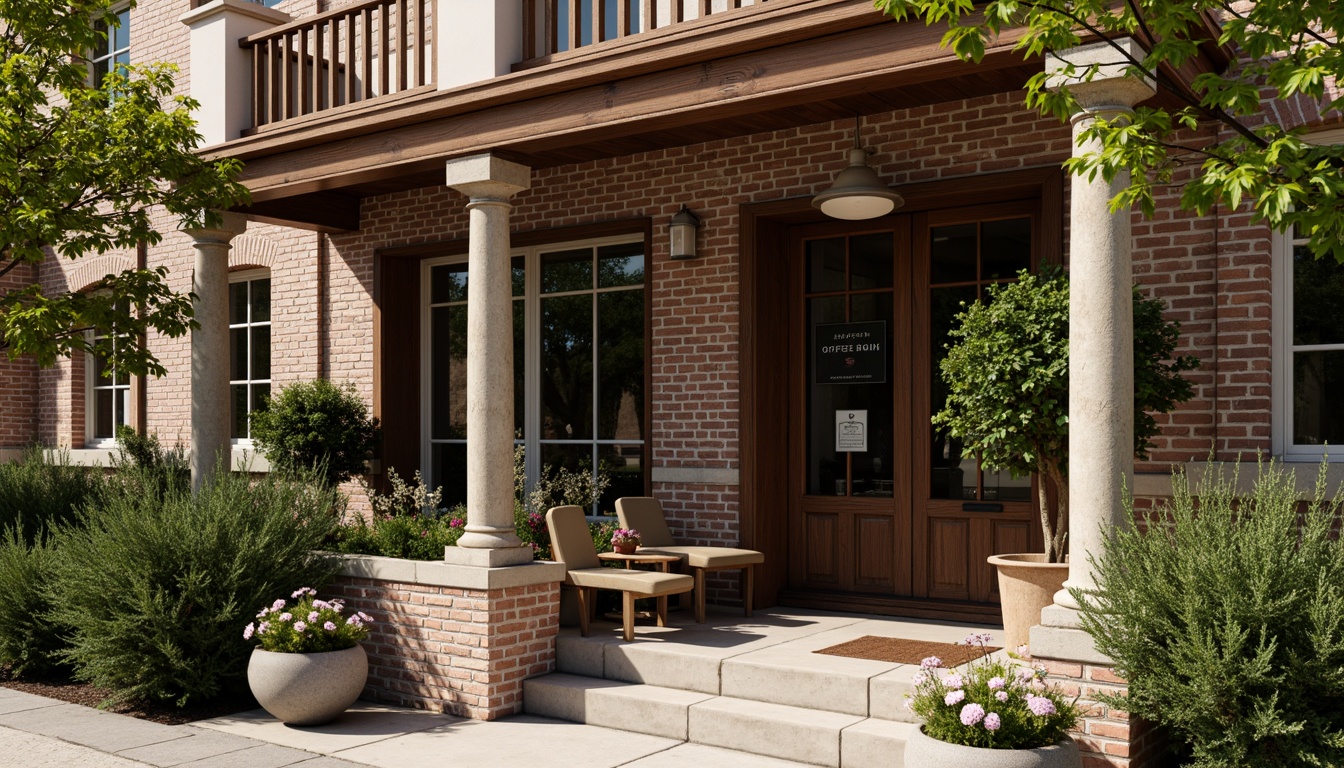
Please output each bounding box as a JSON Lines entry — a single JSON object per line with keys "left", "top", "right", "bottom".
{"left": 522, "top": 0, "right": 770, "bottom": 60}
{"left": 241, "top": 0, "right": 433, "bottom": 129}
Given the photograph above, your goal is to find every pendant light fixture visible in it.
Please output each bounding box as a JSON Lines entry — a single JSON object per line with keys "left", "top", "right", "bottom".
{"left": 812, "top": 115, "right": 903, "bottom": 220}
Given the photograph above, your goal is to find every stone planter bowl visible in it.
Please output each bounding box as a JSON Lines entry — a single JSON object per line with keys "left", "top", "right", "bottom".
{"left": 247, "top": 645, "right": 368, "bottom": 726}
{"left": 904, "top": 725, "right": 1082, "bottom": 768}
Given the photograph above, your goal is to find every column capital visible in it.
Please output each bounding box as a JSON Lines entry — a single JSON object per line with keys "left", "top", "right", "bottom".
{"left": 1046, "top": 37, "right": 1156, "bottom": 111}
{"left": 183, "top": 211, "right": 248, "bottom": 245}
{"left": 445, "top": 154, "right": 531, "bottom": 200}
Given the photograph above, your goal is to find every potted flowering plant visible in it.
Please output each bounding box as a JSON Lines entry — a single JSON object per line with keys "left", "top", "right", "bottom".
{"left": 244, "top": 587, "right": 374, "bottom": 726}
{"left": 904, "top": 633, "right": 1082, "bottom": 767}
{"left": 611, "top": 528, "right": 641, "bottom": 555}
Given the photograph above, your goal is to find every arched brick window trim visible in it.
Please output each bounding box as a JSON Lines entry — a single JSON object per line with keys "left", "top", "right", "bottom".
{"left": 228, "top": 235, "right": 277, "bottom": 271}
{"left": 68, "top": 254, "right": 137, "bottom": 293}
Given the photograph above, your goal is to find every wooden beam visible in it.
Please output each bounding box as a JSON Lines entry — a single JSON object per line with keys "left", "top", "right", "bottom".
{"left": 237, "top": 192, "right": 361, "bottom": 232}
{"left": 234, "top": 20, "right": 1035, "bottom": 202}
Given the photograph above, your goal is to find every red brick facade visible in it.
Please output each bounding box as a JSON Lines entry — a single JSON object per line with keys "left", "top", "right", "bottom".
{"left": 1041, "top": 659, "right": 1165, "bottom": 768}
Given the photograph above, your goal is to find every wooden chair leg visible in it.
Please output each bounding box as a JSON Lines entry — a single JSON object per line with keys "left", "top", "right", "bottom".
{"left": 694, "top": 568, "right": 706, "bottom": 623}
{"left": 656, "top": 595, "right": 668, "bottom": 627}
{"left": 744, "top": 565, "right": 754, "bottom": 618}
{"left": 622, "top": 591, "right": 636, "bottom": 642}
{"left": 575, "top": 586, "right": 590, "bottom": 637}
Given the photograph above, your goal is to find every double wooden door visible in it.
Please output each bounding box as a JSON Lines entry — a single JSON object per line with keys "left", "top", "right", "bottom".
{"left": 786, "top": 201, "right": 1045, "bottom": 611}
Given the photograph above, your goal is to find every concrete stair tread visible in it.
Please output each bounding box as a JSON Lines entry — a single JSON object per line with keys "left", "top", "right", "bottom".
{"left": 524, "top": 674, "right": 715, "bottom": 741}
{"left": 689, "top": 696, "right": 867, "bottom": 767}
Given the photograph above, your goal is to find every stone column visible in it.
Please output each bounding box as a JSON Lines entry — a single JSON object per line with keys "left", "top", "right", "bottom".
{"left": 184, "top": 212, "right": 248, "bottom": 493}
{"left": 1032, "top": 39, "right": 1154, "bottom": 661}
{"left": 443, "top": 154, "right": 533, "bottom": 568}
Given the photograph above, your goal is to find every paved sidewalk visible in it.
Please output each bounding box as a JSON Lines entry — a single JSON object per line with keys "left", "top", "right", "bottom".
{"left": 1, "top": 686, "right": 812, "bottom": 767}
{"left": 0, "top": 688, "right": 367, "bottom": 768}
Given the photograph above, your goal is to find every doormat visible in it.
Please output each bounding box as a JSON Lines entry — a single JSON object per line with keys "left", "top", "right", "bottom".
{"left": 813, "top": 636, "right": 998, "bottom": 667}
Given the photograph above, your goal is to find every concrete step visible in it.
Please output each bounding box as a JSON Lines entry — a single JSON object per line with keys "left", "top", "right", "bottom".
{"left": 525, "top": 673, "right": 916, "bottom": 768}
{"left": 523, "top": 673, "right": 714, "bottom": 740}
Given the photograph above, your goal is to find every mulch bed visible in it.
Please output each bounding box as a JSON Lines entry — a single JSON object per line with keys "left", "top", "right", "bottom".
{"left": 0, "top": 666, "right": 259, "bottom": 725}
{"left": 814, "top": 636, "right": 998, "bottom": 667}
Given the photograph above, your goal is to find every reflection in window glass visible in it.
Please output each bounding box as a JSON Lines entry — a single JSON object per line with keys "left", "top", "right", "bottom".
{"left": 930, "top": 224, "right": 977, "bottom": 284}
{"left": 1289, "top": 232, "right": 1344, "bottom": 447}
{"left": 427, "top": 238, "right": 646, "bottom": 515}
{"left": 807, "top": 238, "right": 846, "bottom": 293}
{"left": 229, "top": 275, "right": 271, "bottom": 440}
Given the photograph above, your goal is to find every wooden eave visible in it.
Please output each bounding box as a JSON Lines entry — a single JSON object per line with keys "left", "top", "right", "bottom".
{"left": 217, "top": 0, "right": 1224, "bottom": 232}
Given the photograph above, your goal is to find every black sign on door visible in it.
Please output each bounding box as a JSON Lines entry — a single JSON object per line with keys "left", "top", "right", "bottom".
{"left": 814, "top": 321, "right": 887, "bottom": 385}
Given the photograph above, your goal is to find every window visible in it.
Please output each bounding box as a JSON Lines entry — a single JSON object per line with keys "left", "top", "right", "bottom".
{"left": 91, "top": 5, "right": 131, "bottom": 90}
{"left": 87, "top": 326, "right": 130, "bottom": 446}
{"left": 1272, "top": 224, "right": 1344, "bottom": 459}
{"left": 424, "top": 234, "right": 647, "bottom": 515}
{"left": 230, "top": 271, "right": 272, "bottom": 441}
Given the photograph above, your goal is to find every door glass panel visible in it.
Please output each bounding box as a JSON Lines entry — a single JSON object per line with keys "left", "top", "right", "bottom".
{"left": 929, "top": 286, "right": 977, "bottom": 499}
{"left": 983, "top": 468, "right": 1032, "bottom": 502}
{"left": 807, "top": 238, "right": 846, "bottom": 293}
{"left": 982, "top": 218, "right": 1032, "bottom": 280}
{"left": 930, "top": 223, "right": 977, "bottom": 283}
{"left": 807, "top": 296, "right": 847, "bottom": 495}
{"left": 848, "top": 293, "right": 894, "bottom": 498}
{"left": 850, "top": 233, "right": 894, "bottom": 290}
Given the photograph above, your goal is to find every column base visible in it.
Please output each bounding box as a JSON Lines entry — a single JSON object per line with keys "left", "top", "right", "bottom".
{"left": 1029, "top": 622, "right": 1108, "bottom": 665}
{"left": 443, "top": 544, "right": 534, "bottom": 568}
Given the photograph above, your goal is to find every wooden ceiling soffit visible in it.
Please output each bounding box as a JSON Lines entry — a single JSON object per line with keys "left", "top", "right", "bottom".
{"left": 233, "top": 18, "right": 1036, "bottom": 203}
{"left": 237, "top": 191, "right": 360, "bottom": 233}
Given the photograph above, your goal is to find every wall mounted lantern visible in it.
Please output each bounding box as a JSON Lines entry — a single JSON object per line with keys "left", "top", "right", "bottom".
{"left": 669, "top": 206, "right": 700, "bottom": 260}
{"left": 812, "top": 116, "right": 903, "bottom": 220}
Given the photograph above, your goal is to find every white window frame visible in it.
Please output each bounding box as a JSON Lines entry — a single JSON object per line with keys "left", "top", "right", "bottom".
{"left": 420, "top": 233, "right": 648, "bottom": 511}
{"left": 1271, "top": 128, "right": 1344, "bottom": 462}
{"left": 229, "top": 269, "right": 272, "bottom": 446}
{"left": 85, "top": 328, "right": 130, "bottom": 449}
{"left": 90, "top": 3, "right": 131, "bottom": 89}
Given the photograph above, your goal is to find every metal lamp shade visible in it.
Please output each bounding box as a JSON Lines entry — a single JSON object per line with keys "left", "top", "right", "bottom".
{"left": 812, "top": 148, "right": 904, "bottom": 221}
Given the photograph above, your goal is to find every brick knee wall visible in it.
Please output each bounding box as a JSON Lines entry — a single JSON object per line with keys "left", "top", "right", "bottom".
{"left": 328, "top": 577, "right": 560, "bottom": 720}
{"left": 1040, "top": 660, "right": 1165, "bottom": 768}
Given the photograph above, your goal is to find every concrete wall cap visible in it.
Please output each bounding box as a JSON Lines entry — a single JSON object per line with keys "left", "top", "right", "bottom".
{"left": 337, "top": 553, "right": 565, "bottom": 590}
{"left": 180, "top": 0, "right": 291, "bottom": 28}
{"left": 445, "top": 154, "right": 532, "bottom": 196}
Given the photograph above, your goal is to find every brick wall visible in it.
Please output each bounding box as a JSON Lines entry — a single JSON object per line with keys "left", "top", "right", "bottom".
{"left": 328, "top": 575, "right": 560, "bottom": 720}
{"left": 1040, "top": 659, "right": 1165, "bottom": 768}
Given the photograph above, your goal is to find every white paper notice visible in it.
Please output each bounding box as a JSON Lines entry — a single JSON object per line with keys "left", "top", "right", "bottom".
{"left": 835, "top": 410, "right": 868, "bottom": 453}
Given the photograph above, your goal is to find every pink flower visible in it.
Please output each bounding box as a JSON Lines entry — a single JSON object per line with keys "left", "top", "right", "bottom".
{"left": 271, "top": 599, "right": 286, "bottom": 611}
{"left": 279, "top": 612, "right": 292, "bottom": 622}
{"left": 347, "top": 615, "right": 363, "bottom": 626}
{"left": 984, "top": 712, "right": 1001, "bottom": 731}
{"left": 943, "top": 673, "right": 964, "bottom": 689}
{"left": 988, "top": 676, "right": 1005, "bottom": 690}
{"left": 291, "top": 587, "right": 316, "bottom": 599}
{"left": 294, "top": 621, "right": 307, "bottom": 632}
{"left": 258, "top": 621, "right": 271, "bottom": 634}
{"left": 995, "top": 691, "right": 1009, "bottom": 702}
{"left": 243, "top": 623, "right": 255, "bottom": 640}
{"left": 324, "top": 621, "right": 338, "bottom": 631}
{"left": 944, "top": 689, "right": 965, "bottom": 706}
{"left": 919, "top": 656, "right": 942, "bottom": 669}
{"left": 911, "top": 671, "right": 929, "bottom": 686}
{"left": 960, "top": 703, "right": 985, "bottom": 726}
{"left": 308, "top": 611, "right": 320, "bottom": 623}
{"left": 1016, "top": 644, "right": 1030, "bottom": 657}
{"left": 1026, "top": 695, "right": 1057, "bottom": 716}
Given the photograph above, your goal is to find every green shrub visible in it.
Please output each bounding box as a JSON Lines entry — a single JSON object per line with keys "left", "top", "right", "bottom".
{"left": 50, "top": 465, "right": 342, "bottom": 707}
{"left": 332, "top": 508, "right": 466, "bottom": 560}
{"left": 112, "top": 425, "right": 188, "bottom": 488}
{"left": 0, "top": 448, "right": 102, "bottom": 544}
{"left": 0, "top": 528, "right": 67, "bottom": 675}
{"left": 249, "top": 379, "right": 380, "bottom": 487}
{"left": 1079, "top": 461, "right": 1344, "bottom": 768}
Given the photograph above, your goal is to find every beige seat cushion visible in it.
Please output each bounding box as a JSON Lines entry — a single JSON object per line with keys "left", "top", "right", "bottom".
{"left": 638, "top": 545, "right": 764, "bottom": 570}
{"left": 565, "top": 568, "right": 693, "bottom": 596}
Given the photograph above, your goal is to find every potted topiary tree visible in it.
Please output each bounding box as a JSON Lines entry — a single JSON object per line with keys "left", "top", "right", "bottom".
{"left": 935, "top": 268, "right": 1197, "bottom": 649}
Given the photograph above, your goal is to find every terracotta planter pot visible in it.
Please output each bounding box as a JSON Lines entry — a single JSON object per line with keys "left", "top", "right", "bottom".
{"left": 247, "top": 645, "right": 368, "bottom": 726}
{"left": 987, "top": 553, "right": 1069, "bottom": 652}
{"left": 904, "top": 726, "right": 1081, "bottom": 768}
{"left": 613, "top": 541, "right": 638, "bottom": 555}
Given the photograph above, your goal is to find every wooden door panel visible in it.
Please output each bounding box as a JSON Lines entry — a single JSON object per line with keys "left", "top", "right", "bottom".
{"left": 804, "top": 511, "right": 842, "bottom": 587}
{"left": 988, "top": 519, "right": 1031, "bottom": 601}
{"left": 854, "top": 513, "right": 897, "bottom": 592}
{"left": 926, "top": 517, "right": 969, "bottom": 600}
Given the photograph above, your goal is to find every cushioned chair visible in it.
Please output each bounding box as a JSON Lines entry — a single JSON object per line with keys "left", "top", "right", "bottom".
{"left": 615, "top": 496, "right": 765, "bottom": 623}
{"left": 546, "top": 505, "right": 694, "bottom": 642}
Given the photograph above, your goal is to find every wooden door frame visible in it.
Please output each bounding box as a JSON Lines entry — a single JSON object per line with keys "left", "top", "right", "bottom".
{"left": 740, "top": 166, "right": 1063, "bottom": 612}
